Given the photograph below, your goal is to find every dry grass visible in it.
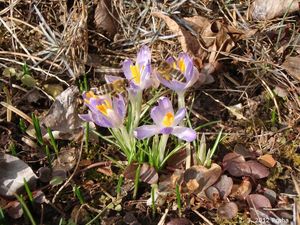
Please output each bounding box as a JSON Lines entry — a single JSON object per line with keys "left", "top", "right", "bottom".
{"left": 0, "top": 0, "right": 300, "bottom": 224}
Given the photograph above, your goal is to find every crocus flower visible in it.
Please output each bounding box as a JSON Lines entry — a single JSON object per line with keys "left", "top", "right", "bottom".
{"left": 79, "top": 91, "right": 126, "bottom": 128}
{"left": 122, "top": 45, "right": 152, "bottom": 91}
{"left": 134, "top": 97, "right": 196, "bottom": 142}
{"left": 156, "top": 53, "right": 201, "bottom": 94}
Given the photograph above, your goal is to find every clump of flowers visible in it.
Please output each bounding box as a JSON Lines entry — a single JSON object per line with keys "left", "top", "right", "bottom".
{"left": 79, "top": 46, "right": 201, "bottom": 169}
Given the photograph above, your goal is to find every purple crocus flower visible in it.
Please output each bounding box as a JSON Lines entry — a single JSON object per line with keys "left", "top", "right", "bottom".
{"left": 156, "top": 53, "right": 201, "bottom": 94}
{"left": 122, "top": 45, "right": 152, "bottom": 91}
{"left": 79, "top": 91, "right": 126, "bottom": 128}
{"left": 134, "top": 97, "right": 196, "bottom": 142}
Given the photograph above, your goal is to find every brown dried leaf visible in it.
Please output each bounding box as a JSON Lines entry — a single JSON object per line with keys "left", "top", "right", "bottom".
{"left": 0, "top": 154, "right": 37, "bottom": 198}
{"left": 205, "top": 186, "right": 220, "bottom": 201}
{"left": 282, "top": 56, "right": 300, "bottom": 81}
{"left": 32, "top": 190, "right": 46, "bottom": 204}
{"left": 222, "top": 152, "right": 245, "bottom": 169}
{"left": 183, "top": 163, "right": 222, "bottom": 193}
{"left": 53, "top": 147, "right": 77, "bottom": 172}
{"left": 124, "top": 163, "right": 158, "bottom": 184}
{"left": 250, "top": 0, "right": 300, "bottom": 20}
{"left": 37, "top": 167, "right": 52, "bottom": 183}
{"left": 258, "top": 154, "right": 277, "bottom": 168}
{"left": 96, "top": 166, "right": 113, "bottom": 176}
{"left": 166, "top": 218, "right": 193, "bottom": 225}
{"left": 95, "top": 0, "right": 118, "bottom": 37}
{"left": 151, "top": 12, "right": 201, "bottom": 57}
{"left": 213, "top": 175, "right": 233, "bottom": 199}
{"left": 246, "top": 160, "right": 270, "bottom": 179}
{"left": 247, "top": 194, "right": 272, "bottom": 209}
{"left": 226, "top": 161, "right": 251, "bottom": 177}
{"left": 230, "top": 178, "right": 252, "bottom": 200}
{"left": 6, "top": 200, "right": 23, "bottom": 219}
{"left": 217, "top": 202, "right": 238, "bottom": 219}
{"left": 38, "top": 86, "right": 82, "bottom": 140}
{"left": 234, "top": 144, "right": 256, "bottom": 159}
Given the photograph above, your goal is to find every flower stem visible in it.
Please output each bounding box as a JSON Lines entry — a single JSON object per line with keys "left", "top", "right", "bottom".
{"left": 133, "top": 91, "right": 143, "bottom": 129}
{"left": 158, "top": 134, "right": 169, "bottom": 166}
{"left": 119, "top": 125, "right": 135, "bottom": 162}
{"left": 177, "top": 92, "right": 191, "bottom": 169}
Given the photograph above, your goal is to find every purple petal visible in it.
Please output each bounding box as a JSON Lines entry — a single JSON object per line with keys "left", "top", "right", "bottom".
{"left": 150, "top": 105, "right": 165, "bottom": 125}
{"left": 105, "top": 75, "right": 123, "bottom": 83}
{"left": 185, "top": 67, "right": 200, "bottom": 89}
{"left": 113, "top": 94, "right": 126, "bottom": 119}
{"left": 92, "top": 113, "right": 114, "bottom": 128}
{"left": 178, "top": 53, "right": 193, "bottom": 81}
{"left": 157, "top": 97, "right": 173, "bottom": 114}
{"left": 134, "top": 125, "right": 160, "bottom": 139}
{"left": 122, "top": 59, "right": 133, "bottom": 80}
{"left": 78, "top": 113, "right": 93, "bottom": 122}
{"left": 160, "top": 127, "right": 173, "bottom": 135}
{"left": 140, "top": 63, "right": 152, "bottom": 89}
{"left": 172, "top": 126, "right": 197, "bottom": 142}
{"left": 157, "top": 75, "right": 186, "bottom": 92}
{"left": 174, "top": 108, "right": 186, "bottom": 125}
{"left": 136, "top": 45, "right": 151, "bottom": 66}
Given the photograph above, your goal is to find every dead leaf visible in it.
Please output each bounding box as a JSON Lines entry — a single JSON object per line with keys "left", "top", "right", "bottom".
{"left": 37, "top": 167, "right": 52, "bottom": 183}
{"left": 246, "top": 160, "right": 270, "bottom": 179}
{"left": 6, "top": 200, "right": 23, "bottom": 219}
{"left": 0, "top": 154, "right": 37, "bottom": 198}
{"left": 166, "top": 218, "right": 193, "bottom": 225}
{"left": 250, "top": 0, "right": 300, "bottom": 20}
{"left": 247, "top": 194, "right": 272, "bottom": 209}
{"left": 262, "top": 188, "right": 277, "bottom": 205}
{"left": 205, "top": 186, "right": 220, "bottom": 201}
{"left": 223, "top": 152, "right": 245, "bottom": 169}
{"left": 152, "top": 12, "right": 201, "bottom": 57}
{"left": 53, "top": 147, "right": 78, "bottom": 172}
{"left": 217, "top": 202, "right": 238, "bottom": 219}
{"left": 124, "top": 163, "right": 158, "bottom": 184}
{"left": 273, "top": 86, "right": 288, "bottom": 98}
{"left": 213, "top": 175, "right": 233, "bottom": 199}
{"left": 95, "top": 0, "right": 118, "bottom": 37}
{"left": 96, "top": 166, "right": 113, "bottom": 176}
{"left": 32, "top": 190, "right": 47, "bottom": 204}
{"left": 258, "top": 154, "right": 277, "bottom": 168}
{"left": 39, "top": 86, "right": 83, "bottom": 140}
{"left": 226, "top": 161, "right": 251, "bottom": 177}
{"left": 234, "top": 144, "right": 256, "bottom": 159}
{"left": 282, "top": 56, "right": 300, "bottom": 81}
{"left": 230, "top": 178, "right": 252, "bottom": 200}
{"left": 183, "top": 163, "right": 222, "bottom": 193}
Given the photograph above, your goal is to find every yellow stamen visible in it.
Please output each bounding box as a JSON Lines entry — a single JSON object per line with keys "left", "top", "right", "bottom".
{"left": 130, "top": 64, "right": 141, "bottom": 84}
{"left": 162, "top": 112, "right": 174, "bottom": 127}
{"left": 178, "top": 58, "right": 185, "bottom": 72}
{"left": 96, "top": 100, "right": 112, "bottom": 116}
{"left": 85, "top": 91, "right": 95, "bottom": 99}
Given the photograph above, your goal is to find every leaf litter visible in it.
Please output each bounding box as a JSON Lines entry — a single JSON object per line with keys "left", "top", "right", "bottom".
{"left": 0, "top": 0, "right": 299, "bottom": 224}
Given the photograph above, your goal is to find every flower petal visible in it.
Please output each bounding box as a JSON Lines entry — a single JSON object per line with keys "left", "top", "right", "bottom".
{"left": 185, "top": 67, "right": 200, "bottom": 89}
{"left": 160, "top": 127, "right": 173, "bottom": 135}
{"left": 172, "top": 126, "right": 197, "bottom": 142}
{"left": 134, "top": 125, "right": 160, "bottom": 139}
{"left": 105, "top": 75, "right": 122, "bottom": 83}
{"left": 174, "top": 108, "right": 186, "bottom": 125}
{"left": 122, "top": 59, "right": 133, "bottom": 80}
{"left": 78, "top": 112, "right": 93, "bottom": 122}
{"left": 113, "top": 94, "right": 126, "bottom": 119}
{"left": 158, "top": 97, "right": 174, "bottom": 114}
{"left": 136, "top": 45, "right": 151, "bottom": 66}
{"left": 140, "top": 63, "right": 152, "bottom": 89}
{"left": 157, "top": 75, "right": 186, "bottom": 92}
